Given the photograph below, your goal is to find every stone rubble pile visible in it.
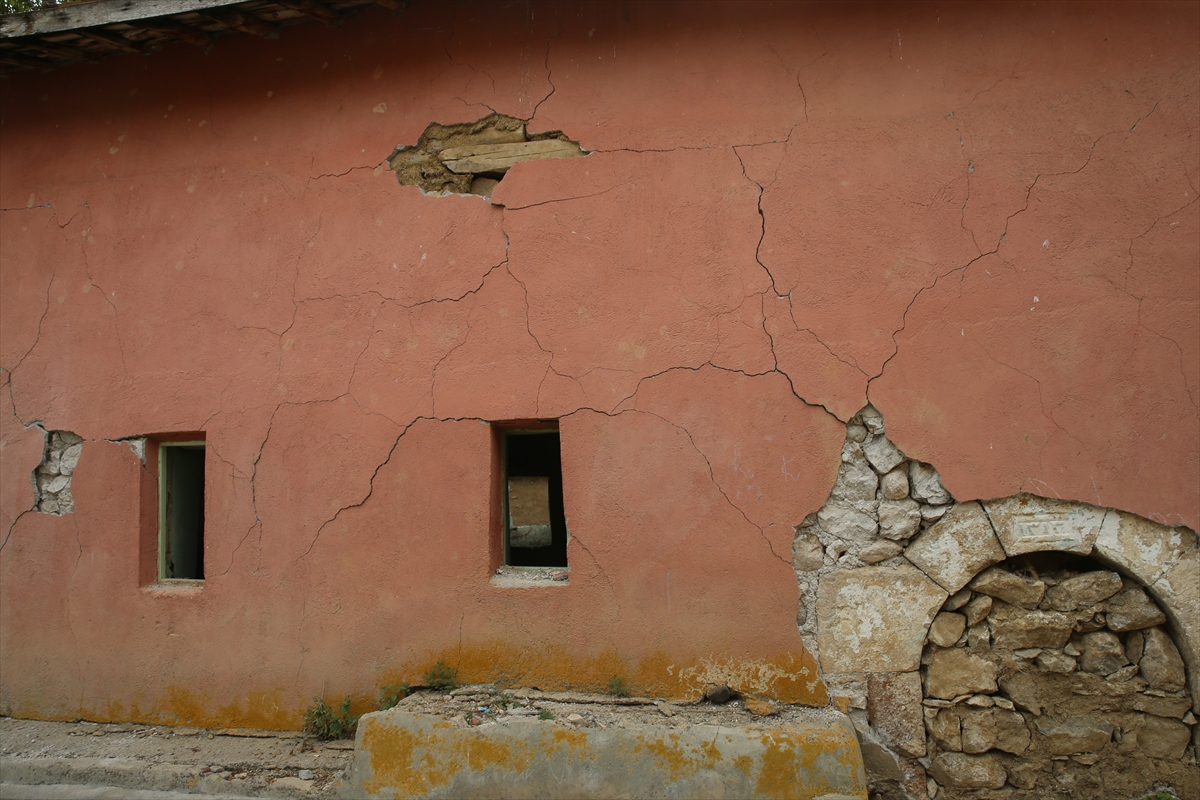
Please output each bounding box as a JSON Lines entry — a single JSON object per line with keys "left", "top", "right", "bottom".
{"left": 34, "top": 430, "right": 83, "bottom": 515}
{"left": 922, "top": 557, "right": 1197, "bottom": 798}
{"left": 792, "top": 406, "right": 953, "bottom": 648}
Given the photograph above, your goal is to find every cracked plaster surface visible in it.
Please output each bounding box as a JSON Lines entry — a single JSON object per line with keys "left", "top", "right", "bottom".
{"left": 1, "top": 1, "right": 1197, "bottom": 724}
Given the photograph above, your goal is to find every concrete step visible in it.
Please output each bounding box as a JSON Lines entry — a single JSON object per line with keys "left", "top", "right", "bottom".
{"left": 347, "top": 708, "right": 868, "bottom": 799}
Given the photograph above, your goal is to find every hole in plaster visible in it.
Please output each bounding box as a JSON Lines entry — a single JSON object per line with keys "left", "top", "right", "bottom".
{"left": 386, "top": 113, "right": 587, "bottom": 199}
{"left": 922, "top": 552, "right": 1196, "bottom": 797}
{"left": 792, "top": 405, "right": 955, "bottom": 633}
{"left": 500, "top": 425, "right": 568, "bottom": 570}
{"left": 33, "top": 429, "right": 83, "bottom": 515}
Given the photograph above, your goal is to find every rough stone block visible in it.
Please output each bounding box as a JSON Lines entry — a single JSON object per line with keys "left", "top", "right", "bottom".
{"left": 1106, "top": 586, "right": 1167, "bottom": 632}
{"left": 925, "top": 650, "right": 998, "bottom": 699}
{"left": 927, "top": 613, "right": 966, "bottom": 648}
{"left": 862, "top": 435, "right": 904, "bottom": 473}
{"left": 991, "top": 709, "right": 1031, "bottom": 754}
{"left": 969, "top": 567, "right": 1045, "bottom": 608}
{"left": 818, "top": 501, "right": 879, "bottom": 542}
{"left": 927, "top": 753, "right": 1006, "bottom": 790}
{"left": 990, "top": 606, "right": 1073, "bottom": 650}
{"left": 983, "top": 494, "right": 1104, "bottom": 556}
{"left": 998, "top": 672, "right": 1043, "bottom": 716}
{"left": 1139, "top": 627, "right": 1186, "bottom": 691}
{"left": 908, "top": 462, "right": 950, "bottom": 505}
{"left": 880, "top": 468, "right": 909, "bottom": 501}
{"left": 817, "top": 565, "right": 947, "bottom": 674}
{"left": 1132, "top": 714, "right": 1192, "bottom": 760}
{"left": 926, "top": 707, "right": 961, "bottom": 751}
{"left": 903, "top": 502, "right": 1005, "bottom": 594}
{"left": 59, "top": 443, "right": 83, "bottom": 474}
{"left": 962, "top": 595, "right": 992, "bottom": 626}
{"left": 793, "top": 530, "right": 825, "bottom": 572}
{"left": 959, "top": 708, "right": 996, "bottom": 754}
{"left": 831, "top": 459, "right": 879, "bottom": 503}
{"left": 859, "top": 539, "right": 904, "bottom": 565}
{"left": 878, "top": 499, "right": 921, "bottom": 541}
{"left": 1044, "top": 571, "right": 1123, "bottom": 611}
{"left": 867, "top": 672, "right": 925, "bottom": 757}
{"left": 1074, "top": 631, "right": 1127, "bottom": 674}
{"left": 1035, "top": 717, "right": 1113, "bottom": 754}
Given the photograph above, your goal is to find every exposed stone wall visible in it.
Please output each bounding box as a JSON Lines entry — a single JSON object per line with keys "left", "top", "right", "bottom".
{"left": 793, "top": 405, "right": 955, "bottom": 660}
{"left": 923, "top": 555, "right": 1197, "bottom": 799}
{"left": 794, "top": 408, "right": 1200, "bottom": 800}
{"left": 33, "top": 430, "right": 82, "bottom": 515}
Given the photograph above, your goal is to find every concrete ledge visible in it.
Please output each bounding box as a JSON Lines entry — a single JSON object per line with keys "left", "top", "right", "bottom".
{"left": 346, "top": 709, "right": 867, "bottom": 799}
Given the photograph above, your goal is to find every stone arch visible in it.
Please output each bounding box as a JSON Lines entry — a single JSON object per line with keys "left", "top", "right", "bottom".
{"left": 914, "top": 529, "right": 1197, "bottom": 797}
{"left": 795, "top": 407, "right": 1199, "bottom": 799}
{"left": 906, "top": 494, "right": 1200, "bottom": 710}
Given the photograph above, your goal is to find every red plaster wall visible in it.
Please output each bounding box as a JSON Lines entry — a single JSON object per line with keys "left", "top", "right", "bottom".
{"left": 1, "top": 1, "right": 1196, "bottom": 726}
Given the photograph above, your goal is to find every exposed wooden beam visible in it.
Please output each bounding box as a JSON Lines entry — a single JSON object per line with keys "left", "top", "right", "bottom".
{"left": 76, "top": 28, "right": 147, "bottom": 54}
{"left": 438, "top": 140, "right": 587, "bottom": 175}
{"left": 136, "top": 18, "right": 214, "bottom": 47}
{"left": 0, "top": 49, "right": 47, "bottom": 68}
{"left": 0, "top": 0, "right": 247, "bottom": 39}
{"left": 22, "top": 40, "right": 89, "bottom": 61}
{"left": 274, "top": 0, "right": 342, "bottom": 26}
{"left": 201, "top": 8, "right": 278, "bottom": 37}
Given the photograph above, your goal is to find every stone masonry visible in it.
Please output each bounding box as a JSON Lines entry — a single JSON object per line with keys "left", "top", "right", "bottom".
{"left": 794, "top": 408, "right": 1200, "bottom": 800}
{"left": 32, "top": 430, "right": 83, "bottom": 515}
{"left": 922, "top": 555, "right": 1196, "bottom": 800}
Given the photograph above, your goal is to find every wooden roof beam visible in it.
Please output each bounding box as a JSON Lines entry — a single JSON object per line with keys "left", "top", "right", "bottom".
{"left": 136, "top": 18, "right": 213, "bottom": 47}
{"left": 200, "top": 7, "right": 278, "bottom": 37}
{"left": 22, "top": 40, "right": 90, "bottom": 61}
{"left": 76, "top": 28, "right": 147, "bottom": 54}
{"left": 0, "top": 49, "right": 47, "bottom": 68}
{"left": 274, "top": 0, "right": 342, "bottom": 26}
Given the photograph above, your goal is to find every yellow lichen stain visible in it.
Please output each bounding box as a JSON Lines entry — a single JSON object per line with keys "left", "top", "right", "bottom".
{"left": 732, "top": 752, "right": 754, "bottom": 778}
{"left": 550, "top": 727, "right": 594, "bottom": 761}
{"left": 384, "top": 641, "right": 825, "bottom": 706}
{"left": 69, "top": 686, "right": 302, "bottom": 731}
{"left": 362, "top": 715, "right": 538, "bottom": 796}
{"left": 361, "top": 718, "right": 430, "bottom": 797}
{"left": 637, "top": 729, "right": 721, "bottom": 784}
{"left": 752, "top": 729, "right": 866, "bottom": 800}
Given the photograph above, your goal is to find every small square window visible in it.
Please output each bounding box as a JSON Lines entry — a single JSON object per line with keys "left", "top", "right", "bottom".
{"left": 502, "top": 427, "right": 567, "bottom": 568}
{"left": 158, "top": 441, "right": 205, "bottom": 581}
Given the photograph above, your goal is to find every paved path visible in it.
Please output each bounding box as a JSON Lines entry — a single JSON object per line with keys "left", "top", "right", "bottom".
{"left": 0, "top": 785, "right": 259, "bottom": 800}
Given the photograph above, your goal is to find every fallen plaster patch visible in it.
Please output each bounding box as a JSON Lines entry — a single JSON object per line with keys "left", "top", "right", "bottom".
{"left": 32, "top": 429, "right": 83, "bottom": 515}
{"left": 386, "top": 113, "right": 586, "bottom": 199}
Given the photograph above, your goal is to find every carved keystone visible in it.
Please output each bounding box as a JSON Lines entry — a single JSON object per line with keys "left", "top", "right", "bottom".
{"left": 983, "top": 494, "right": 1105, "bottom": 556}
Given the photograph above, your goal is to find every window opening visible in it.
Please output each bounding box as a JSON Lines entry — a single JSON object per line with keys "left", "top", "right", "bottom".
{"left": 159, "top": 441, "right": 205, "bottom": 580}
{"left": 503, "top": 429, "right": 567, "bottom": 568}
